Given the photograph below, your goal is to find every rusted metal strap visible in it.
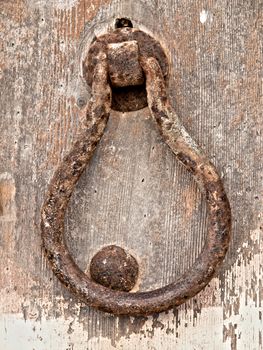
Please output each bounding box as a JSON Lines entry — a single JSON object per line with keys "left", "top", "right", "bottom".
{"left": 41, "top": 35, "right": 231, "bottom": 316}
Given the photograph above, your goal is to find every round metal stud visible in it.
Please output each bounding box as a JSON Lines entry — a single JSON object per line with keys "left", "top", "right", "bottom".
{"left": 90, "top": 245, "right": 139, "bottom": 292}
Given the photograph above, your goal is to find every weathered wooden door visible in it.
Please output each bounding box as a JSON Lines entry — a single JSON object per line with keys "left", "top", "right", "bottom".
{"left": 1, "top": 1, "right": 262, "bottom": 349}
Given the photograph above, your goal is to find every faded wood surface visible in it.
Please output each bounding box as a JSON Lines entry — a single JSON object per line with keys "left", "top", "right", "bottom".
{"left": 0, "top": 0, "right": 262, "bottom": 349}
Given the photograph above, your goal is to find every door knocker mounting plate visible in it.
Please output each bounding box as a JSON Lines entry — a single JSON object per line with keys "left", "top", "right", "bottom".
{"left": 83, "top": 27, "right": 169, "bottom": 112}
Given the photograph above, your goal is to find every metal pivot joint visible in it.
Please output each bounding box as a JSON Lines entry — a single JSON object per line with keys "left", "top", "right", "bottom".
{"left": 41, "top": 25, "right": 231, "bottom": 316}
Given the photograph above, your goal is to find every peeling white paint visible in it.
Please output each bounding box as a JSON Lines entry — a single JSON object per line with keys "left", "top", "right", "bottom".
{"left": 0, "top": 233, "right": 262, "bottom": 349}
{"left": 0, "top": 297, "right": 261, "bottom": 350}
{"left": 200, "top": 10, "right": 208, "bottom": 24}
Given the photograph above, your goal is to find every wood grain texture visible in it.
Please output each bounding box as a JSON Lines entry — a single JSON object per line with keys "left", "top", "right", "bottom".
{"left": 0, "top": 0, "right": 262, "bottom": 349}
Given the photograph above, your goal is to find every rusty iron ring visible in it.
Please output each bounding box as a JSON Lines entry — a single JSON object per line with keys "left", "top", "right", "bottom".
{"left": 41, "top": 43, "right": 231, "bottom": 316}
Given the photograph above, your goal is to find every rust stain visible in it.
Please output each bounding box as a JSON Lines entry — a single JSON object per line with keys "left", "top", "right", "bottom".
{"left": 0, "top": 175, "right": 16, "bottom": 266}
{"left": 223, "top": 323, "right": 238, "bottom": 349}
{"left": 0, "top": 178, "right": 16, "bottom": 218}
{"left": 245, "top": 21, "right": 262, "bottom": 74}
{"left": 229, "top": 112, "right": 245, "bottom": 129}
{"left": 181, "top": 186, "right": 198, "bottom": 224}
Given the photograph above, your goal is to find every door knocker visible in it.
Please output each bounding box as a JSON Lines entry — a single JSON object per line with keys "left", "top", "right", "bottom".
{"left": 41, "top": 20, "right": 231, "bottom": 315}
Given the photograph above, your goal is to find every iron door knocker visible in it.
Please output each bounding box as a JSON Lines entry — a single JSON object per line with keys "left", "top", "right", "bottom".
{"left": 41, "top": 21, "right": 231, "bottom": 316}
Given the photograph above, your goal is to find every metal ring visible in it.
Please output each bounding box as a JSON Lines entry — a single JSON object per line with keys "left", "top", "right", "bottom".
{"left": 41, "top": 52, "right": 231, "bottom": 316}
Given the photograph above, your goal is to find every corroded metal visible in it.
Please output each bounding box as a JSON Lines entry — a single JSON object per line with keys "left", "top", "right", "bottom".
{"left": 107, "top": 40, "right": 144, "bottom": 87}
{"left": 41, "top": 27, "right": 231, "bottom": 316}
{"left": 83, "top": 27, "right": 169, "bottom": 112}
{"left": 90, "top": 245, "right": 139, "bottom": 292}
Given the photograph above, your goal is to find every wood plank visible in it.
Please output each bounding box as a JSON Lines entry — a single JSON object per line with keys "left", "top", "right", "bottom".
{"left": 0, "top": 0, "right": 262, "bottom": 348}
